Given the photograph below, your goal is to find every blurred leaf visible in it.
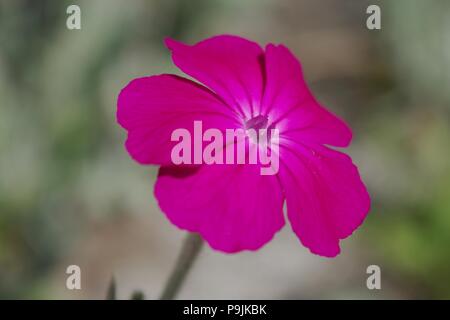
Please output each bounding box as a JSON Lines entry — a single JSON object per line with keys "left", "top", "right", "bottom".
{"left": 106, "top": 276, "right": 116, "bottom": 300}
{"left": 130, "top": 290, "right": 145, "bottom": 300}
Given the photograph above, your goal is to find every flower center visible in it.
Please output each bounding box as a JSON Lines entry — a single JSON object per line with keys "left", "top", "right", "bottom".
{"left": 244, "top": 115, "right": 278, "bottom": 145}
{"left": 244, "top": 115, "right": 268, "bottom": 131}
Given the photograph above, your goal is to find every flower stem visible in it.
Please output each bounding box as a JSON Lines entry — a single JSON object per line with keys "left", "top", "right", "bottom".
{"left": 159, "top": 232, "right": 204, "bottom": 300}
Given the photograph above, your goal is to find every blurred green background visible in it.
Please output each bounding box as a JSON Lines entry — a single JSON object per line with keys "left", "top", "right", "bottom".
{"left": 0, "top": 0, "right": 449, "bottom": 299}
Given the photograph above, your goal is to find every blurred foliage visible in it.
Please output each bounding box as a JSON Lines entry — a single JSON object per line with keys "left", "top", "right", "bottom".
{"left": 0, "top": 0, "right": 215, "bottom": 299}
{"left": 365, "top": 0, "right": 450, "bottom": 299}
{"left": 0, "top": 0, "right": 449, "bottom": 299}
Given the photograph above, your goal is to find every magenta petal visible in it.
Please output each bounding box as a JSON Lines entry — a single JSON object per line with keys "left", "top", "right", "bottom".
{"left": 154, "top": 164, "right": 285, "bottom": 253}
{"left": 117, "top": 74, "right": 239, "bottom": 165}
{"left": 263, "top": 44, "right": 352, "bottom": 147}
{"left": 278, "top": 143, "right": 370, "bottom": 257}
{"left": 165, "top": 35, "right": 264, "bottom": 119}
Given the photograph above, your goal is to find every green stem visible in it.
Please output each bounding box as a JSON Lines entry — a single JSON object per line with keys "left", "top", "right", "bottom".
{"left": 159, "top": 233, "right": 204, "bottom": 300}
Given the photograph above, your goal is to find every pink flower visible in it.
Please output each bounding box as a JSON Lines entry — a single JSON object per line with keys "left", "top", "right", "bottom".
{"left": 117, "top": 35, "right": 370, "bottom": 257}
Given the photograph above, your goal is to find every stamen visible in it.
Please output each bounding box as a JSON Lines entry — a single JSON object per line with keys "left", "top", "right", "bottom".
{"left": 244, "top": 115, "right": 268, "bottom": 131}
